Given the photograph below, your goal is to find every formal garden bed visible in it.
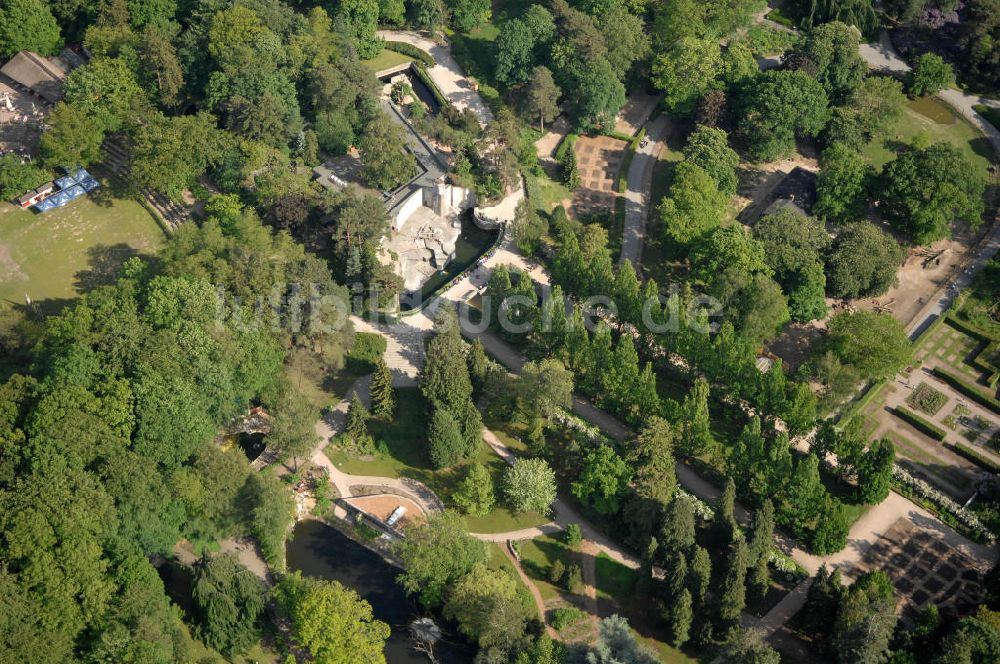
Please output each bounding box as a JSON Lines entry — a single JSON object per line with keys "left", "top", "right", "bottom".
{"left": 906, "top": 382, "right": 948, "bottom": 415}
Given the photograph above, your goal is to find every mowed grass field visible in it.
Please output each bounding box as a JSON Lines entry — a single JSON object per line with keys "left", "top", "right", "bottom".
{"left": 361, "top": 49, "right": 412, "bottom": 73}
{"left": 862, "top": 96, "right": 996, "bottom": 176}
{"left": 0, "top": 195, "right": 164, "bottom": 334}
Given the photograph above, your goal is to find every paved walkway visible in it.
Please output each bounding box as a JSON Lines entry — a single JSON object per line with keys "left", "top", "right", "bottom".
{"left": 377, "top": 30, "right": 494, "bottom": 127}
{"left": 620, "top": 113, "right": 671, "bottom": 269}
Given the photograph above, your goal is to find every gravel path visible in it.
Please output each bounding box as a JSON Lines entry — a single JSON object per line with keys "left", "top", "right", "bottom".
{"left": 620, "top": 113, "right": 671, "bottom": 269}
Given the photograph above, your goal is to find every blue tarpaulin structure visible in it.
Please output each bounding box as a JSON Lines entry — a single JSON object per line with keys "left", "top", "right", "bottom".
{"left": 32, "top": 167, "right": 100, "bottom": 212}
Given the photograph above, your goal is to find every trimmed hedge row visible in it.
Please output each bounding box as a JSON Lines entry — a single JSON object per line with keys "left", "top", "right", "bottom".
{"left": 615, "top": 128, "right": 646, "bottom": 194}
{"left": 836, "top": 379, "right": 887, "bottom": 425}
{"left": 384, "top": 41, "right": 435, "bottom": 66}
{"left": 948, "top": 441, "right": 1000, "bottom": 474}
{"left": 605, "top": 129, "right": 635, "bottom": 143}
{"left": 945, "top": 314, "right": 993, "bottom": 343}
{"left": 892, "top": 405, "right": 947, "bottom": 441}
{"left": 413, "top": 64, "right": 449, "bottom": 109}
{"left": 931, "top": 367, "right": 1000, "bottom": 415}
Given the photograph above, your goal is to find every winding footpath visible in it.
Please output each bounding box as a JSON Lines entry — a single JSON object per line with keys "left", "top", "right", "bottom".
{"left": 287, "top": 27, "right": 1000, "bottom": 643}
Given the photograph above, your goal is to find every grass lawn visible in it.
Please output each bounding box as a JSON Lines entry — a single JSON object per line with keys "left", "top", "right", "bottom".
{"left": 861, "top": 97, "right": 995, "bottom": 179}
{"left": 360, "top": 49, "right": 412, "bottom": 73}
{"left": 639, "top": 131, "right": 686, "bottom": 286}
{"left": 488, "top": 543, "right": 541, "bottom": 620}
{"left": 526, "top": 171, "right": 573, "bottom": 215}
{"left": 0, "top": 194, "right": 164, "bottom": 337}
{"left": 518, "top": 534, "right": 581, "bottom": 602}
{"left": 325, "top": 388, "right": 549, "bottom": 533}
{"left": 285, "top": 346, "right": 366, "bottom": 412}
{"left": 973, "top": 104, "right": 1000, "bottom": 131}
{"left": 594, "top": 552, "right": 638, "bottom": 601}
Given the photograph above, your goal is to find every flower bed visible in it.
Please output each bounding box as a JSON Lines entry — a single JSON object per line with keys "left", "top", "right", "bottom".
{"left": 906, "top": 382, "right": 948, "bottom": 416}
{"left": 891, "top": 465, "right": 996, "bottom": 543}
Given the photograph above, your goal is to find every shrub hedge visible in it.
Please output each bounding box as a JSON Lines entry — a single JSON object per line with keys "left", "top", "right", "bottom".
{"left": 384, "top": 41, "right": 435, "bottom": 66}
{"left": 948, "top": 441, "right": 1000, "bottom": 474}
{"left": 413, "top": 64, "right": 449, "bottom": 109}
{"left": 931, "top": 367, "right": 1000, "bottom": 415}
{"left": 892, "top": 405, "right": 947, "bottom": 440}
{"left": 347, "top": 332, "right": 387, "bottom": 373}
{"left": 550, "top": 606, "right": 586, "bottom": 631}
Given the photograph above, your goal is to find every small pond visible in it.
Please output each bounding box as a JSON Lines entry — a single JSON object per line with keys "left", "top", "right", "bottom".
{"left": 908, "top": 96, "right": 957, "bottom": 125}
{"left": 286, "top": 519, "right": 475, "bottom": 664}
{"left": 236, "top": 432, "right": 266, "bottom": 462}
{"left": 400, "top": 211, "right": 498, "bottom": 311}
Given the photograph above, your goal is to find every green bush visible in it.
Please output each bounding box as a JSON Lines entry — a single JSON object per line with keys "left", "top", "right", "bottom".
{"left": 605, "top": 129, "right": 635, "bottom": 142}
{"left": 384, "top": 41, "right": 435, "bottom": 66}
{"left": 413, "top": 64, "right": 449, "bottom": 109}
{"left": 931, "top": 367, "right": 1000, "bottom": 416}
{"left": 948, "top": 441, "right": 1000, "bottom": 474}
{"left": 892, "top": 405, "right": 947, "bottom": 441}
{"left": 553, "top": 134, "right": 577, "bottom": 163}
{"left": 564, "top": 564, "right": 583, "bottom": 593}
{"left": 548, "top": 559, "right": 565, "bottom": 584}
{"left": 550, "top": 606, "right": 586, "bottom": 631}
{"left": 347, "top": 332, "right": 387, "bottom": 373}
{"left": 618, "top": 148, "right": 635, "bottom": 194}
{"left": 564, "top": 523, "right": 582, "bottom": 548}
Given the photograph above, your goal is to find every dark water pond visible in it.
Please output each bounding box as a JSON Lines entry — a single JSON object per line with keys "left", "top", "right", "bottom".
{"left": 286, "top": 520, "right": 474, "bottom": 664}
{"left": 236, "top": 432, "right": 266, "bottom": 462}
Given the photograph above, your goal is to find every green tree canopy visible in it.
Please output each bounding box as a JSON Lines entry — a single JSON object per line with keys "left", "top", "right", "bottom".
{"left": 359, "top": 111, "right": 412, "bottom": 190}
{"left": 652, "top": 37, "right": 722, "bottom": 114}
{"left": 524, "top": 65, "right": 561, "bottom": 131}
{"left": 443, "top": 562, "right": 530, "bottom": 657}
{"left": 571, "top": 56, "right": 626, "bottom": 132}
{"left": 191, "top": 554, "right": 265, "bottom": 655}
{"left": 39, "top": 101, "right": 105, "bottom": 168}
{"left": 0, "top": 0, "right": 62, "bottom": 59}
{"left": 825, "top": 311, "right": 911, "bottom": 380}
{"left": 825, "top": 222, "right": 904, "bottom": 298}
{"left": 908, "top": 52, "right": 954, "bottom": 96}
{"left": 658, "top": 162, "right": 728, "bottom": 247}
{"left": 877, "top": 142, "right": 985, "bottom": 244}
{"left": 737, "top": 69, "right": 830, "bottom": 162}
{"left": 691, "top": 225, "right": 772, "bottom": 282}
{"left": 682, "top": 125, "right": 740, "bottom": 195}
{"left": 275, "top": 572, "right": 390, "bottom": 664}
{"left": 503, "top": 457, "right": 557, "bottom": 515}
{"left": 814, "top": 142, "right": 870, "bottom": 223}
{"left": 453, "top": 463, "right": 495, "bottom": 517}
{"left": 572, "top": 443, "right": 632, "bottom": 515}
{"left": 790, "top": 21, "right": 866, "bottom": 102}
{"left": 395, "top": 511, "right": 489, "bottom": 607}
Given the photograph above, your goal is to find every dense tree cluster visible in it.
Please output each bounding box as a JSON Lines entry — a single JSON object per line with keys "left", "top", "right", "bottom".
{"left": 490, "top": 0, "right": 643, "bottom": 131}
{"left": 421, "top": 303, "right": 483, "bottom": 468}
{"left": 0, "top": 201, "right": 349, "bottom": 661}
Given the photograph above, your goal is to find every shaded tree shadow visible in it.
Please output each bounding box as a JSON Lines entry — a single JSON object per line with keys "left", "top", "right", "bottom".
{"left": 969, "top": 136, "right": 996, "bottom": 162}
{"left": 73, "top": 243, "right": 140, "bottom": 292}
